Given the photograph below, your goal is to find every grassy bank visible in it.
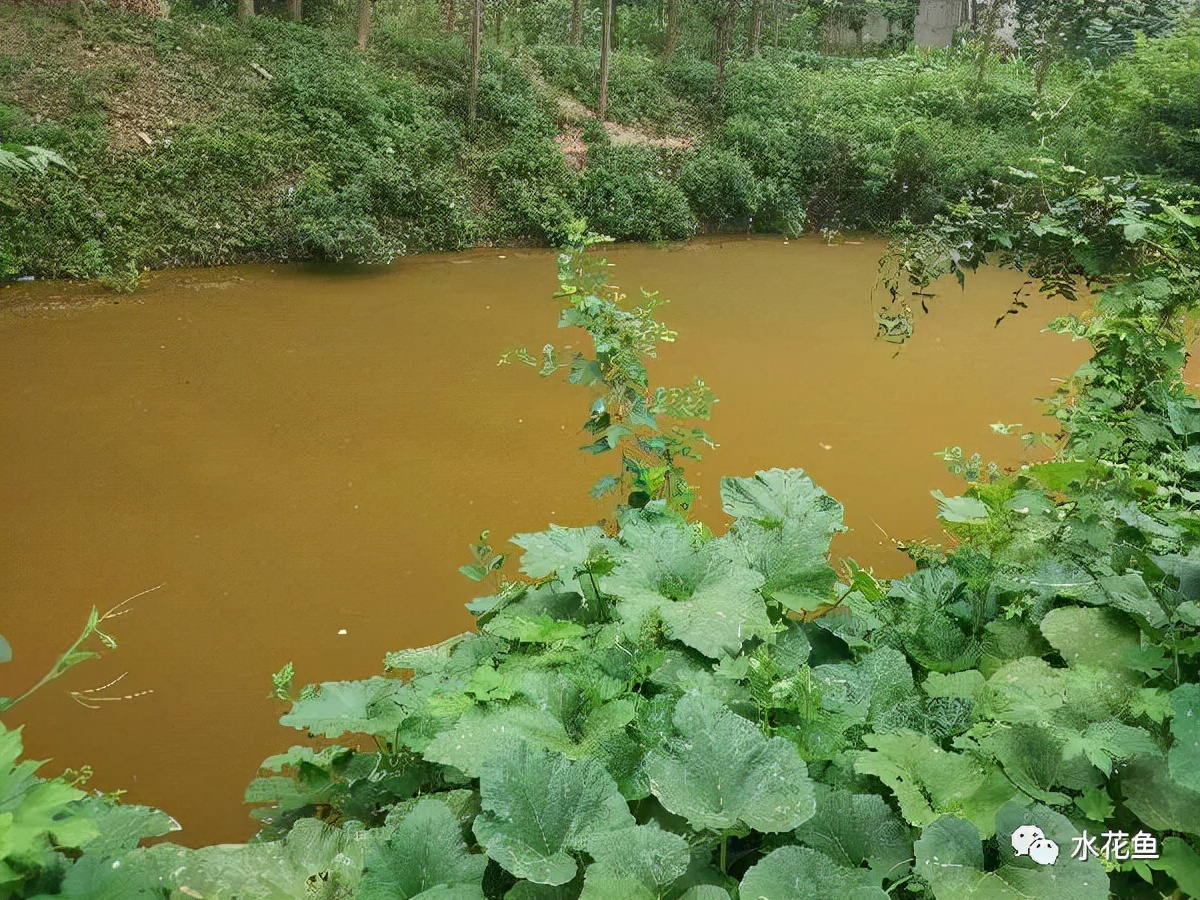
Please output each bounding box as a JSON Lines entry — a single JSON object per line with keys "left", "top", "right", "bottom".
{"left": 1, "top": 0, "right": 1196, "bottom": 285}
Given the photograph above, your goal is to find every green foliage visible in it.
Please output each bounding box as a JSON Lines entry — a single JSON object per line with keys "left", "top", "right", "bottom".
{"left": 503, "top": 235, "right": 715, "bottom": 514}
{"left": 4, "top": 2, "right": 1198, "bottom": 277}
{"left": 645, "top": 692, "right": 815, "bottom": 833}
{"left": 678, "top": 144, "right": 763, "bottom": 228}
{"left": 359, "top": 798, "right": 486, "bottom": 899}
{"left": 1084, "top": 23, "right": 1200, "bottom": 179}
{"left": 0, "top": 723, "right": 179, "bottom": 900}
{"left": 580, "top": 144, "right": 696, "bottom": 242}
{"left": 480, "top": 130, "right": 578, "bottom": 244}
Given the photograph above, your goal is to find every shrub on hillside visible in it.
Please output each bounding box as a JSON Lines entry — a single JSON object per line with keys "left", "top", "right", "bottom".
{"left": 1087, "top": 25, "right": 1200, "bottom": 178}
{"left": 484, "top": 130, "right": 579, "bottom": 243}
{"left": 580, "top": 144, "right": 695, "bottom": 241}
{"left": 678, "top": 144, "right": 762, "bottom": 227}
{"left": 283, "top": 155, "right": 472, "bottom": 263}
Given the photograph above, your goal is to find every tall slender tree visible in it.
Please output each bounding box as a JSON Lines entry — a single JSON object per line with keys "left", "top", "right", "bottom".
{"left": 748, "top": 0, "right": 765, "bottom": 54}
{"left": 468, "top": 0, "right": 484, "bottom": 127}
{"left": 570, "top": 0, "right": 583, "bottom": 44}
{"left": 237, "top": 0, "right": 254, "bottom": 22}
{"left": 288, "top": 0, "right": 301, "bottom": 21}
{"left": 714, "top": 0, "right": 739, "bottom": 90}
{"left": 598, "top": 0, "right": 613, "bottom": 120}
{"left": 444, "top": 0, "right": 456, "bottom": 31}
{"left": 356, "top": 0, "right": 372, "bottom": 48}
{"left": 662, "top": 0, "right": 679, "bottom": 56}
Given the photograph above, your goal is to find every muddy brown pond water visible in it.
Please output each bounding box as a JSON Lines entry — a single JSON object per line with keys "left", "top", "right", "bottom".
{"left": 7, "top": 235, "right": 1176, "bottom": 847}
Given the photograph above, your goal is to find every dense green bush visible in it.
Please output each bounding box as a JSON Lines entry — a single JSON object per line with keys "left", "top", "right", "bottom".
{"left": 1084, "top": 25, "right": 1200, "bottom": 178}
{"left": 481, "top": 130, "right": 578, "bottom": 244}
{"left": 580, "top": 143, "right": 695, "bottom": 241}
{"left": 678, "top": 144, "right": 761, "bottom": 227}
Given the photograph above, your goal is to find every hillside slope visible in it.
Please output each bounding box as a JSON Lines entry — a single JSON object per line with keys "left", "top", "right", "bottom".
{"left": 2, "top": 1, "right": 1196, "bottom": 285}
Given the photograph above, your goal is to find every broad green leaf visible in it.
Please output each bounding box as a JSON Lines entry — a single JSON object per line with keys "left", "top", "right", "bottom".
{"left": 721, "top": 469, "right": 845, "bottom": 613}
{"left": 854, "top": 730, "right": 1022, "bottom": 836}
{"left": 602, "top": 518, "right": 769, "bottom": 659}
{"left": 793, "top": 785, "right": 911, "bottom": 877}
{"left": 1061, "top": 721, "right": 1160, "bottom": 776}
{"left": 931, "top": 491, "right": 990, "bottom": 524}
{"left": 0, "top": 725, "right": 97, "bottom": 869}
{"left": 812, "top": 648, "right": 919, "bottom": 735}
{"left": 78, "top": 801, "right": 178, "bottom": 856}
{"left": 1169, "top": 684, "right": 1200, "bottom": 791}
{"left": 505, "top": 880, "right": 583, "bottom": 900}
{"left": 1157, "top": 836, "right": 1200, "bottom": 898}
{"left": 1039, "top": 607, "right": 1139, "bottom": 671}
{"left": 423, "top": 704, "right": 572, "bottom": 777}
{"left": 975, "top": 724, "right": 1082, "bottom": 805}
{"left": 923, "top": 670, "right": 986, "bottom": 702}
{"left": 739, "top": 846, "right": 887, "bottom": 900}
{"left": 912, "top": 816, "right": 982, "bottom": 897}
{"left": 730, "top": 518, "right": 840, "bottom": 612}
{"left": 511, "top": 525, "right": 611, "bottom": 592}
{"left": 280, "top": 677, "right": 408, "bottom": 739}
{"left": 677, "top": 888, "right": 732, "bottom": 900}
{"left": 0, "top": 635, "right": 10, "bottom": 664}
{"left": 578, "top": 864, "right": 656, "bottom": 900}
{"left": 582, "top": 823, "right": 690, "bottom": 889}
{"left": 359, "top": 798, "right": 487, "bottom": 899}
{"left": 885, "top": 567, "right": 980, "bottom": 673}
{"left": 979, "top": 619, "right": 1051, "bottom": 676}
{"left": 1122, "top": 757, "right": 1200, "bottom": 836}
{"left": 1094, "top": 574, "right": 1170, "bottom": 629}
{"left": 474, "top": 743, "right": 633, "bottom": 885}
{"left": 384, "top": 632, "right": 504, "bottom": 678}
{"left": 1074, "top": 787, "right": 1115, "bottom": 822}
{"left": 60, "top": 817, "right": 361, "bottom": 900}
{"left": 720, "top": 469, "right": 845, "bottom": 528}
{"left": 1123, "top": 221, "right": 1149, "bottom": 242}
{"left": 645, "top": 693, "right": 815, "bottom": 833}
{"left": 485, "top": 615, "right": 587, "bottom": 644}
{"left": 1027, "top": 460, "right": 1102, "bottom": 490}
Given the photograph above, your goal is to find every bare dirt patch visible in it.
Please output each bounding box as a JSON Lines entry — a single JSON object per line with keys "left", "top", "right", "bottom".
{"left": 0, "top": 6, "right": 219, "bottom": 151}
{"left": 521, "top": 57, "right": 693, "bottom": 167}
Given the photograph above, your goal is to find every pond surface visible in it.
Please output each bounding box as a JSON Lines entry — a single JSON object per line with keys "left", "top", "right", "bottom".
{"left": 2, "top": 235, "right": 1121, "bottom": 845}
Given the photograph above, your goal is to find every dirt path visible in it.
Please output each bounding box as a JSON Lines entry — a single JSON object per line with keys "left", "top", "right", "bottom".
{"left": 517, "top": 57, "right": 692, "bottom": 170}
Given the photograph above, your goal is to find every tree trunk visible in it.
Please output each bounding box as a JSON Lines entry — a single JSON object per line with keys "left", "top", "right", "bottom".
{"left": 714, "top": 0, "right": 737, "bottom": 92}
{"left": 662, "top": 0, "right": 678, "bottom": 57}
{"left": 444, "top": 0, "right": 456, "bottom": 31}
{"left": 468, "top": 0, "right": 483, "bottom": 127}
{"left": 748, "top": 0, "right": 764, "bottom": 55}
{"left": 237, "top": 0, "right": 253, "bottom": 23}
{"left": 356, "top": 0, "right": 372, "bottom": 49}
{"left": 598, "top": 0, "right": 612, "bottom": 121}
{"left": 570, "top": 0, "right": 582, "bottom": 44}
{"left": 288, "top": 0, "right": 301, "bottom": 21}
{"left": 973, "top": 0, "right": 1002, "bottom": 88}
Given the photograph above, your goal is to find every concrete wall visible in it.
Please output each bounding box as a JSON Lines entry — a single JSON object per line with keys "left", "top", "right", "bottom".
{"left": 913, "top": 0, "right": 968, "bottom": 48}
{"left": 824, "top": 9, "right": 899, "bottom": 50}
